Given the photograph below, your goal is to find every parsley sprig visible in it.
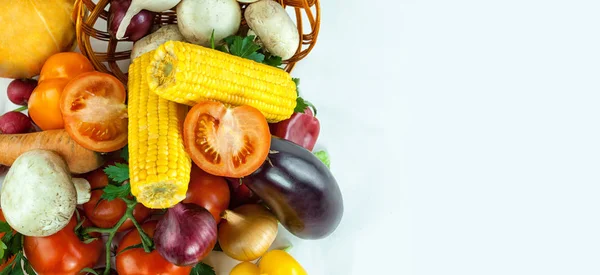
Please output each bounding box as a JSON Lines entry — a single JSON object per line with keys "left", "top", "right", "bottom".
{"left": 0, "top": 222, "right": 35, "bottom": 275}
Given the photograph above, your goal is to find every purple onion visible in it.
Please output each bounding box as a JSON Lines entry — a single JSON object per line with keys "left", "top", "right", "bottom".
{"left": 7, "top": 79, "right": 37, "bottom": 106}
{"left": 154, "top": 203, "right": 218, "bottom": 266}
{"left": 108, "top": 0, "right": 155, "bottom": 42}
{"left": 0, "top": 112, "right": 33, "bottom": 134}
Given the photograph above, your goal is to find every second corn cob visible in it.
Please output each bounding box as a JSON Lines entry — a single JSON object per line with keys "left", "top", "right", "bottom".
{"left": 146, "top": 41, "right": 298, "bottom": 123}
{"left": 128, "top": 50, "right": 191, "bottom": 209}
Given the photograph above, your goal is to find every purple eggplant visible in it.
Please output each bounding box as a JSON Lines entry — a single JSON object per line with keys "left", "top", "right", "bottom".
{"left": 108, "top": 0, "right": 155, "bottom": 42}
{"left": 241, "top": 137, "right": 344, "bottom": 240}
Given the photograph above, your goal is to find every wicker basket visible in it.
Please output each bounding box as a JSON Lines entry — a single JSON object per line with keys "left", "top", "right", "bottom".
{"left": 74, "top": 0, "right": 321, "bottom": 84}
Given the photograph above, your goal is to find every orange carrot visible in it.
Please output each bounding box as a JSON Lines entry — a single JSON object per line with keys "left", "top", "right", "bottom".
{"left": 0, "top": 130, "right": 104, "bottom": 174}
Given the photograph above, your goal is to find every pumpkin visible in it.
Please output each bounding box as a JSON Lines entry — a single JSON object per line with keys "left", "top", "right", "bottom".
{"left": 0, "top": 0, "right": 77, "bottom": 79}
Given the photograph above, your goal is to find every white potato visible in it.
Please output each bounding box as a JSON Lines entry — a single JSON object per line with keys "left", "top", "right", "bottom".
{"left": 176, "top": 0, "right": 241, "bottom": 46}
{"left": 131, "top": 24, "right": 186, "bottom": 60}
{"left": 1, "top": 150, "right": 77, "bottom": 237}
{"left": 245, "top": 0, "right": 300, "bottom": 60}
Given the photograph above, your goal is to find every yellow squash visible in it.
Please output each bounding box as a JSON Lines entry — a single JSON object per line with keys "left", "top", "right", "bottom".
{"left": 0, "top": 0, "right": 76, "bottom": 78}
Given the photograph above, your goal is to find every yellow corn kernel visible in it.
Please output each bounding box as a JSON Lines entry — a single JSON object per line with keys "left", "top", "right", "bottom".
{"left": 128, "top": 50, "right": 191, "bottom": 209}
{"left": 146, "top": 41, "right": 297, "bottom": 123}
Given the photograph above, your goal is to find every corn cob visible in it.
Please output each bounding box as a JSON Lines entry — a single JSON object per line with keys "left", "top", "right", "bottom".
{"left": 146, "top": 41, "right": 298, "bottom": 123}
{"left": 128, "top": 50, "right": 191, "bottom": 209}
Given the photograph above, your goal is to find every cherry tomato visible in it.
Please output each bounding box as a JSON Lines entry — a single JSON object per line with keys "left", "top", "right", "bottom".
{"left": 269, "top": 107, "right": 320, "bottom": 151}
{"left": 28, "top": 78, "right": 70, "bottom": 130}
{"left": 182, "top": 164, "right": 230, "bottom": 223}
{"left": 24, "top": 212, "right": 103, "bottom": 275}
{"left": 183, "top": 101, "right": 271, "bottom": 178}
{"left": 60, "top": 71, "right": 128, "bottom": 152}
{"left": 116, "top": 221, "right": 192, "bottom": 275}
{"left": 38, "top": 52, "right": 94, "bottom": 82}
{"left": 83, "top": 168, "right": 151, "bottom": 232}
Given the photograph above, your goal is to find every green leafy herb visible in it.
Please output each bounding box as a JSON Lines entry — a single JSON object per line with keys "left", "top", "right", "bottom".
{"left": 263, "top": 54, "right": 283, "bottom": 67}
{"left": 0, "top": 251, "right": 35, "bottom": 275}
{"left": 104, "top": 163, "right": 129, "bottom": 183}
{"left": 0, "top": 222, "right": 11, "bottom": 234}
{"left": 295, "top": 97, "right": 310, "bottom": 113}
{"left": 190, "top": 262, "right": 216, "bottom": 275}
{"left": 100, "top": 183, "right": 131, "bottom": 201}
{"left": 22, "top": 256, "right": 36, "bottom": 275}
{"left": 0, "top": 241, "right": 7, "bottom": 260}
{"left": 226, "top": 35, "right": 263, "bottom": 60}
{"left": 120, "top": 145, "right": 129, "bottom": 162}
{"left": 314, "top": 151, "right": 331, "bottom": 168}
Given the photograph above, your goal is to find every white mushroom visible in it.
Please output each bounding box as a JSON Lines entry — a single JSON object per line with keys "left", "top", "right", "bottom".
{"left": 245, "top": 0, "right": 300, "bottom": 60}
{"left": 176, "top": 0, "right": 242, "bottom": 47}
{"left": 0, "top": 150, "right": 91, "bottom": 237}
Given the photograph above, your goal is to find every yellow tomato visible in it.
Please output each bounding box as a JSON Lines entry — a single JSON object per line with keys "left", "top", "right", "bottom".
{"left": 258, "top": 250, "right": 307, "bottom": 275}
{"left": 230, "top": 262, "right": 261, "bottom": 275}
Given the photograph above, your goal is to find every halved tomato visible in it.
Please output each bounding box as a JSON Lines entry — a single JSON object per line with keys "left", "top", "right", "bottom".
{"left": 60, "top": 71, "right": 128, "bottom": 153}
{"left": 183, "top": 101, "right": 271, "bottom": 178}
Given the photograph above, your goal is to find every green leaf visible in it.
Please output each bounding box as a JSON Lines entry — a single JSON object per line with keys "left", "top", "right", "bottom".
{"left": 190, "top": 262, "right": 216, "bottom": 275}
{"left": 294, "top": 97, "right": 310, "bottom": 113}
{"left": 120, "top": 145, "right": 129, "bottom": 162}
{"left": 100, "top": 183, "right": 131, "bottom": 201}
{"left": 263, "top": 54, "right": 283, "bottom": 67}
{"left": 246, "top": 52, "right": 265, "bottom": 63}
{"left": 22, "top": 256, "right": 36, "bottom": 275}
{"left": 10, "top": 252, "right": 23, "bottom": 275}
{"left": 0, "top": 241, "right": 6, "bottom": 260}
{"left": 0, "top": 222, "right": 11, "bottom": 234}
{"left": 314, "top": 151, "right": 331, "bottom": 169}
{"left": 103, "top": 163, "right": 129, "bottom": 183}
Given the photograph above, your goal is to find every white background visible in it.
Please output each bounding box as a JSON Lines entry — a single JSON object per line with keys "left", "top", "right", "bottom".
{"left": 2, "top": 0, "right": 600, "bottom": 274}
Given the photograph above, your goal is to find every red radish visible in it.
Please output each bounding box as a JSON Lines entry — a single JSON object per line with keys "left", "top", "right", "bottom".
{"left": 270, "top": 107, "right": 320, "bottom": 151}
{"left": 7, "top": 79, "right": 37, "bottom": 105}
{"left": 154, "top": 203, "right": 217, "bottom": 266}
{"left": 0, "top": 112, "right": 32, "bottom": 134}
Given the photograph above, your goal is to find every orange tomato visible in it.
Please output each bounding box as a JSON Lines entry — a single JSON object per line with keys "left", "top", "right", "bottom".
{"left": 28, "top": 52, "right": 94, "bottom": 131}
{"left": 60, "top": 71, "right": 128, "bottom": 152}
{"left": 38, "top": 52, "right": 95, "bottom": 82}
{"left": 28, "top": 78, "right": 69, "bottom": 130}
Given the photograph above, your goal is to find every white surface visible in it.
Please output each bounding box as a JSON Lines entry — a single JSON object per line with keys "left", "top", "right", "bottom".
{"left": 2, "top": 0, "right": 600, "bottom": 274}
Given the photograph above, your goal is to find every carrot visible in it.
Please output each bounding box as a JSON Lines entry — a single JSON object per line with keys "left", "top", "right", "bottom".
{"left": 0, "top": 129, "right": 104, "bottom": 174}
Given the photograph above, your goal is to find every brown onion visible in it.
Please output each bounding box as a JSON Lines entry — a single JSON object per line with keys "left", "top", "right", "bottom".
{"left": 218, "top": 204, "right": 278, "bottom": 261}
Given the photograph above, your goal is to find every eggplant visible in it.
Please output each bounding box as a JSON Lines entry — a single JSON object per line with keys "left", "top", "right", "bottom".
{"left": 241, "top": 137, "right": 343, "bottom": 240}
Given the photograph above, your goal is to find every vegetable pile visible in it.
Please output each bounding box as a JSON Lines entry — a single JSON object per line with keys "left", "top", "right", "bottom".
{"left": 0, "top": 0, "right": 341, "bottom": 274}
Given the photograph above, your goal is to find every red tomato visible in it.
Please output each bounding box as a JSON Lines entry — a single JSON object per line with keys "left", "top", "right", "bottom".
{"left": 182, "top": 164, "right": 231, "bottom": 223}
{"left": 116, "top": 221, "right": 192, "bottom": 275}
{"left": 226, "top": 178, "right": 261, "bottom": 209}
{"left": 183, "top": 101, "right": 271, "bottom": 178}
{"left": 83, "top": 168, "right": 151, "bottom": 232}
{"left": 269, "top": 107, "right": 320, "bottom": 151}
{"left": 60, "top": 71, "right": 128, "bottom": 153}
{"left": 23, "top": 213, "right": 103, "bottom": 275}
